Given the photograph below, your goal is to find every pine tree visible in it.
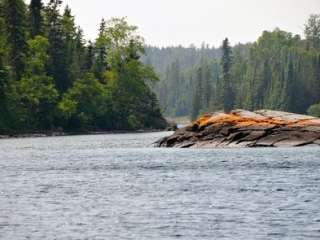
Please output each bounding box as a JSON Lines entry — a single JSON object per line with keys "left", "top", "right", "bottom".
{"left": 29, "top": 0, "right": 43, "bottom": 37}
{"left": 45, "top": 0, "right": 70, "bottom": 92}
{"left": 190, "top": 67, "right": 203, "bottom": 120}
{"left": 94, "top": 18, "right": 107, "bottom": 81}
{"left": 61, "top": 6, "right": 76, "bottom": 45}
{"left": 221, "top": 38, "right": 234, "bottom": 112}
{"left": 70, "top": 27, "right": 86, "bottom": 80}
{"left": 197, "top": 66, "right": 204, "bottom": 108}
{"left": 286, "top": 56, "right": 295, "bottom": 111}
{"left": 3, "top": 0, "right": 27, "bottom": 80}
{"left": 190, "top": 75, "right": 200, "bottom": 120}
{"left": 85, "top": 41, "right": 94, "bottom": 71}
{"left": 0, "top": 11, "right": 7, "bottom": 89}
{"left": 61, "top": 7, "right": 82, "bottom": 83}
{"left": 305, "top": 14, "right": 320, "bottom": 49}
{"left": 203, "top": 63, "right": 212, "bottom": 110}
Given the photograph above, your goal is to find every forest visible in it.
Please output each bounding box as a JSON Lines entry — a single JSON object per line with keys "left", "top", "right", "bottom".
{"left": 144, "top": 15, "right": 320, "bottom": 120}
{"left": 1, "top": 1, "right": 320, "bottom": 135}
{"left": 0, "top": 0, "right": 167, "bottom": 134}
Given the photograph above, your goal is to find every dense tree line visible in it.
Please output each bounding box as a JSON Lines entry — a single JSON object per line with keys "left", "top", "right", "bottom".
{"left": 145, "top": 15, "right": 320, "bottom": 119}
{"left": 143, "top": 44, "right": 222, "bottom": 117}
{"left": 0, "top": 0, "right": 166, "bottom": 133}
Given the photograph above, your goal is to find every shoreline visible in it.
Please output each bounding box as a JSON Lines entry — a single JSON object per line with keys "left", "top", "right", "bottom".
{"left": 0, "top": 129, "right": 172, "bottom": 140}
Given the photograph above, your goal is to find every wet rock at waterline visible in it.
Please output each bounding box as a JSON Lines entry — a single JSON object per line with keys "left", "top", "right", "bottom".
{"left": 156, "top": 110, "right": 320, "bottom": 148}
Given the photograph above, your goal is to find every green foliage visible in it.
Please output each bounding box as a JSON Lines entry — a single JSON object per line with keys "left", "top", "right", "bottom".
{"left": 0, "top": 1, "right": 166, "bottom": 133}
{"left": 94, "top": 18, "right": 163, "bottom": 130}
{"left": 58, "top": 73, "right": 111, "bottom": 129}
{"left": 7, "top": 36, "right": 58, "bottom": 130}
{"left": 127, "top": 114, "right": 141, "bottom": 130}
{"left": 3, "top": 1, "right": 319, "bottom": 134}
{"left": 147, "top": 22, "right": 320, "bottom": 119}
{"left": 307, "top": 103, "right": 320, "bottom": 117}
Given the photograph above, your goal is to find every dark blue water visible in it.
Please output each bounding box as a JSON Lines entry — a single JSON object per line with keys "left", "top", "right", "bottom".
{"left": 0, "top": 132, "right": 320, "bottom": 239}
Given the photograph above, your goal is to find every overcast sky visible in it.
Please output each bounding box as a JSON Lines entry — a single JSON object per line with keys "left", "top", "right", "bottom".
{"left": 36, "top": 0, "right": 320, "bottom": 47}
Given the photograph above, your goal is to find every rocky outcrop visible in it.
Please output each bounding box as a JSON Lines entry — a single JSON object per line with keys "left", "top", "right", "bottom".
{"left": 155, "top": 110, "right": 320, "bottom": 148}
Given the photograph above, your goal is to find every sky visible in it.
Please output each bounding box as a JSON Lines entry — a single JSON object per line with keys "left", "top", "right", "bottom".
{"left": 35, "top": 0, "right": 320, "bottom": 47}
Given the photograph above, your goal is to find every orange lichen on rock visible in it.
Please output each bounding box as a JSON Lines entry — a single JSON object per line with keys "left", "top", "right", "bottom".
{"left": 195, "top": 111, "right": 316, "bottom": 129}
{"left": 293, "top": 118, "right": 320, "bottom": 126}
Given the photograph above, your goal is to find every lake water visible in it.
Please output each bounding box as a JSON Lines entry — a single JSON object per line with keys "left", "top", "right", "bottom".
{"left": 0, "top": 132, "right": 320, "bottom": 240}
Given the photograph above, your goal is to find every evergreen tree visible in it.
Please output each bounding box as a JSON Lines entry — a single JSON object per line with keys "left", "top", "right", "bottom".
{"left": 196, "top": 66, "right": 204, "bottom": 109}
{"left": 29, "top": 0, "right": 43, "bottom": 37}
{"left": 0, "top": 12, "right": 8, "bottom": 96}
{"left": 84, "top": 40, "right": 94, "bottom": 71}
{"left": 45, "top": 0, "right": 70, "bottom": 92}
{"left": 286, "top": 56, "right": 295, "bottom": 111}
{"left": 3, "top": 0, "right": 27, "bottom": 80}
{"left": 0, "top": 6, "right": 10, "bottom": 131}
{"left": 305, "top": 14, "right": 320, "bottom": 49}
{"left": 70, "top": 27, "right": 86, "bottom": 80}
{"left": 190, "top": 68, "right": 203, "bottom": 120}
{"left": 203, "top": 63, "right": 212, "bottom": 110}
{"left": 94, "top": 18, "right": 107, "bottom": 81}
{"left": 221, "top": 38, "right": 234, "bottom": 112}
{"left": 60, "top": 7, "right": 83, "bottom": 82}
{"left": 190, "top": 76, "right": 200, "bottom": 120}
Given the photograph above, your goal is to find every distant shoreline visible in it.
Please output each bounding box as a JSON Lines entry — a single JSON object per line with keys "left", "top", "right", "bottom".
{"left": 0, "top": 129, "right": 172, "bottom": 140}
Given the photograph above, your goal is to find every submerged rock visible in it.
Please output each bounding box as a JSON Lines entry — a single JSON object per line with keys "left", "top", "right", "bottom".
{"left": 156, "top": 109, "right": 320, "bottom": 148}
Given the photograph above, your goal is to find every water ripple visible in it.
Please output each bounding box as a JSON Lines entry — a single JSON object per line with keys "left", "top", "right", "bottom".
{"left": 0, "top": 132, "right": 320, "bottom": 239}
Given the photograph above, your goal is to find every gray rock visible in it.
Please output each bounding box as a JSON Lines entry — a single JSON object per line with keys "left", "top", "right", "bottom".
{"left": 255, "top": 109, "right": 316, "bottom": 122}
{"left": 155, "top": 109, "right": 320, "bottom": 148}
